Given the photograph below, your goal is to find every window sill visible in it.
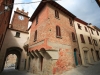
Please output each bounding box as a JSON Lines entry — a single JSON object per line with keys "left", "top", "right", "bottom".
{"left": 15, "top": 36, "right": 20, "bottom": 38}
{"left": 56, "top": 36, "right": 62, "bottom": 39}
{"left": 55, "top": 17, "right": 60, "bottom": 20}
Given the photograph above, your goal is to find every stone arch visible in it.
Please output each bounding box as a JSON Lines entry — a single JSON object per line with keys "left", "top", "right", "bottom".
{"left": 2, "top": 47, "right": 22, "bottom": 71}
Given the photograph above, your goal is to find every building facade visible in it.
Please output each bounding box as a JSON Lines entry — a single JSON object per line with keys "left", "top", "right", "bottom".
{"left": 28, "top": 0, "right": 80, "bottom": 75}
{"left": 74, "top": 18, "right": 100, "bottom": 66}
{"left": 0, "top": 8, "right": 29, "bottom": 72}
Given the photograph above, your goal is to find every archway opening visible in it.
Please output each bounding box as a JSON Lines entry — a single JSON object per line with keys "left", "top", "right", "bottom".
{"left": 4, "top": 54, "right": 17, "bottom": 70}
{"left": 2, "top": 47, "right": 22, "bottom": 71}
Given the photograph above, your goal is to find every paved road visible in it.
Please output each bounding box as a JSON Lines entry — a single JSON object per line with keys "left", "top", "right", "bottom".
{"left": 61, "top": 61, "right": 100, "bottom": 75}
{"left": 0, "top": 61, "right": 100, "bottom": 75}
{"left": 0, "top": 67, "right": 36, "bottom": 75}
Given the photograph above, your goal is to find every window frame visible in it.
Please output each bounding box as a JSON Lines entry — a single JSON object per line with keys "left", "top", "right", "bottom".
{"left": 85, "top": 26, "right": 88, "bottom": 32}
{"left": 80, "top": 34, "right": 85, "bottom": 43}
{"left": 55, "top": 10, "right": 59, "bottom": 19}
{"left": 15, "top": 32, "right": 20, "bottom": 37}
{"left": 77, "top": 23, "right": 81, "bottom": 29}
{"left": 34, "top": 30, "right": 37, "bottom": 42}
{"left": 72, "top": 32, "right": 76, "bottom": 42}
{"left": 56, "top": 26, "right": 61, "bottom": 38}
{"left": 88, "top": 37, "right": 92, "bottom": 44}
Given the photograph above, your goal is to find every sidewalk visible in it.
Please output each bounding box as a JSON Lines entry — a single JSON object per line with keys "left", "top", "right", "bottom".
{"left": 61, "top": 61, "right": 100, "bottom": 75}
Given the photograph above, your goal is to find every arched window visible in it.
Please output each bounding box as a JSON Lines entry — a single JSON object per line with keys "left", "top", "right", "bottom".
{"left": 80, "top": 34, "right": 85, "bottom": 43}
{"left": 15, "top": 32, "right": 20, "bottom": 37}
{"left": 56, "top": 26, "right": 61, "bottom": 38}
{"left": 72, "top": 32, "right": 76, "bottom": 41}
{"left": 34, "top": 30, "right": 37, "bottom": 42}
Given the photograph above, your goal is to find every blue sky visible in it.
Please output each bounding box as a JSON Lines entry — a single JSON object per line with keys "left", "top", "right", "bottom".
{"left": 12, "top": 0, "right": 100, "bottom": 28}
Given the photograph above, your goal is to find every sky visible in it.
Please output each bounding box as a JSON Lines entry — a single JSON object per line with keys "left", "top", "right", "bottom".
{"left": 11, "top": 0, "right": 100, "bottom": 28}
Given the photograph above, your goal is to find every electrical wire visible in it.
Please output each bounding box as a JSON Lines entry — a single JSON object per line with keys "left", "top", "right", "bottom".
{"left": 9, "top": 0, "right": 61, "bottom": 5}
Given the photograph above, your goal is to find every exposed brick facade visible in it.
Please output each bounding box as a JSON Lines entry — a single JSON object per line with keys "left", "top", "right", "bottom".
{"left": 11, "top": 8, "right": 29, "bottom": 32}
{"left": 0, "top": 0, "right": 14, "bottom": 51}
{"left": 28, "top": 1, "right": 80, "bottom": 75}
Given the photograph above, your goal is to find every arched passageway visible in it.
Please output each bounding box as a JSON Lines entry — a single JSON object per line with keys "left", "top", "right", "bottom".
{"left": 2, "top": 47, "right": 22, "bottom": 71}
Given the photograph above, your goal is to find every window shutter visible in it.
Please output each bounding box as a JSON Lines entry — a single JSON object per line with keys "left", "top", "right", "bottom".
{"left": 56, "top": 26, "right": 61, "bottom": 37}
{"left": 85, "top": 27, "right": 88, "bottom": 32}
{"left": 80, "top": 34, "right": 85, "bottom": 43}
{"left": 88, "top": 37, "right": 92, "bottom": 44}
{"left": 34, "top": 30, "right": 37, "bottom": 41}
{"left": 72, "top": 32, "right": 75, "bottom": 41}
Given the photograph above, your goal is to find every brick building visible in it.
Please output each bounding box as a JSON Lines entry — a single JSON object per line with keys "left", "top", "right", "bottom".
{"left": 27, "top": 0, "right": 80, "bottom": 75}
{"left": 0, "top": 0, "right": 14, "bottom": 51}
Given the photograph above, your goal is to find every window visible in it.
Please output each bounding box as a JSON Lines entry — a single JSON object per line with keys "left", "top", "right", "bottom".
{"left": 36, "top": 15, "right": 38, "bottom": 25}
{"left": 56, "top": 26, "right": 61, "bottom": 38}
{"left": 15, "top": 32, "right": 20, "bottom": 37}
{"left": 88, "top": 37, "right": 92, "bottom": 44}
{"left": 85, "top": 26, "right": 88, "bottom": 32}
{"left": 34, "top": 30, "right": 37, "bottom": 42}
{"left": 77, "top": 23, "right": 81, "bottom": 29}
{"left": 69, "top": 18, "right": 73, "bottom": 26}
{"left": 91, "top": 29, "right": 93, "bottom": 34}
{"left": 93, "top": 39, "right": 98, "bottom": 46}
{"left": 72, "top": 32, "right": 76, "bottom": 41}
{"left": 0, "top": 34, "right": 3, "bottom": 43}
{"left": 55, "top": 10, "right": 59, "bottom": 18}
{"left": 80, "top": 34, "right": 85, "bottom": 43}
{"left": 96, "top": 30, "right": 99, "bottom": 36}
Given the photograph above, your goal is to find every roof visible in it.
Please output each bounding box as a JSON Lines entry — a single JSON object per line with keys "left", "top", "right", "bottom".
{"left": 96, "top": 0, "right": 100, "bottom": 7}
{"left": 74, "top": 17, "right": 88, "bottom": 25}
{"left": 29, "top": 0, "right": 76, "bottom": 22}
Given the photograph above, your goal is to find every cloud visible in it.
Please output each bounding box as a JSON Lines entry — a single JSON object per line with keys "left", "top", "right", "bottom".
{"left": 10, "top": 0, "right": 100, "bottom": 28}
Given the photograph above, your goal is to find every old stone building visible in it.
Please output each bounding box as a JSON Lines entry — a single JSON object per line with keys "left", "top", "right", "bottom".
{"left": 0, "top": 8, "right": 29, "bottom": 72}
{"left": 74, "top": 18, "right": 100, "bottom": 66}
{"left": 27, "top": 0, "right": 80, "bottom": 75}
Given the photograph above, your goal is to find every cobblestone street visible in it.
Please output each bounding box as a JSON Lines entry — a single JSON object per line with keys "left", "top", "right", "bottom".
{"left": 0, "top": 61, "right": 100, "bottom": 75}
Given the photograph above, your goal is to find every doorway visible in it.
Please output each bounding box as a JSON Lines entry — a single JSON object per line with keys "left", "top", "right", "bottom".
{"left": 84, "top": 51, "right": 88, "bottom": 64}
{"left": 74, "top": 49, "right": 78, "bottom": 66}
{"left": 96, "top": 51, "right": 99, "bottom": 60}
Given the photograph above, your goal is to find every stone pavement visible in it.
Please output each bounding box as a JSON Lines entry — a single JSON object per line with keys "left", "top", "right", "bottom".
{"left": 0, "top": 67, "right": 36, "bottom": 75}
{"left": 61, "top": 60, "right": 100, "bottom": 75}
{"left": 0, "top": 61, "right": 100, "bottom": 75}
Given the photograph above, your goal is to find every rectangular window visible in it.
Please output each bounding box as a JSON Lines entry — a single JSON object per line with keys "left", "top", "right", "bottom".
{"left": 55, "top": 10, "right": 59, "bottom": 19}
{"left": 0, "top": 34, "right": 3, "bottom": 43}
{"left": 15, "top": 32, "right": 20, "bottom": 37}
{"left": 36, "top": 15, "right": 38, "bottom": 25}
{"left": 88, "top": 37, "right": 92, "bottom": 44}
{"left": 96, "top": 30, "right": 99, "bottom": 36}
{"left": 34, "top": 30, "right": 37, "bottom": 42}
{"left": 80, "top": 34, "right": 85, "bottom": 43}
{"left": 91, "top": 29, "right": 93, "bottom": 34}
{"left": 69, "top": 18, "right": 73, "bottom": 26}
{"left": 93, "top": 39, "right": 98, "bottom": 46}
{"left": 77, "top": 23, "right": 81, "bottom": 29}
{"left": 56, "top": 26, "right": 61, "bottom": 38}
{"left": 85, "top": 26, "right": 88, "bottom": 32}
